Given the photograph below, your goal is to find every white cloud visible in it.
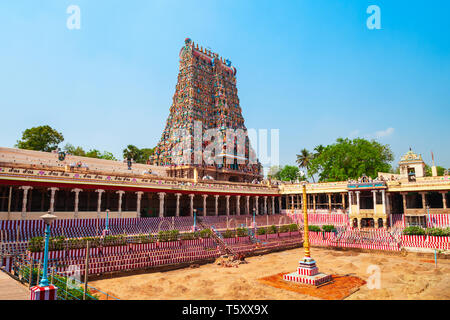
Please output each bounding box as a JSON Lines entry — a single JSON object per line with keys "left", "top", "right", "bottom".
{"left": 374, "top": 127, "right": 395, "bottom": 139}
{"left": 348, "top": 128, "right": 394, "bottom": 140}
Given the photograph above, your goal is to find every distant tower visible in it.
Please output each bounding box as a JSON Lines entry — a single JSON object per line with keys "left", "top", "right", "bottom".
{"left": 399, "top": 149, "right": 426, "bottom": 181}
{"left": 150, "top": 38, "right": 262, "bottom": 182}
{"left": 431, "top": 151, "right": 438, "bottom": 177}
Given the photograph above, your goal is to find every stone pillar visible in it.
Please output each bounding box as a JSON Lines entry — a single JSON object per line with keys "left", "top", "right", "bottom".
{"left": 28, "top": 189, "right": 33, "bottom": 213}
{"left": 328, "top": 193, "right": 332, "bottom": 213}
{"left": 236, "top": 195, "right": 241, "bottom": 216}
{"left": 278, "top": 196, "right": 281, "bottom": 214}
{"left": 158, "top": 192, "right": 166, "bottom": 217}
{"left": 355, "top": 191, "right": 360, "bottom": 215}
{"left": 385, "top": 193, "right": 391, "bottom": 215}
{"left": 19, "top": 186, "right": 33, "bottom": 220}
{"left": 440, "top": 191, "right": 447, "bottom": 209}
{"left": 48, "top": 187, "right": 59, "bottom": 213}
{"left": 341, "top": 193, "right": 346, "bottom": 210}
{"left": 96, "top": 189, "right": 105, "bottom": 219}
{"left": 401, "top": 192, "right": 407, "bottom": 214}
{"left": 272, "top": 196, "right": 275, "bottom": 215}
{"left": 263, "top": 196, "right": 267, "bottom": 215}
{"left": 255, "top": 196, "right": 259, "bottom": 215}
{"left": 386, "top": 193, "right": 392, "bottom": 228}
{"left": 202, "top": 194, "right": 208, "bottom": 216}
{"left": 189, "top": 194, "right": 194, "bottom": 216}
{"left": 136, "top": 191, "right": 144, "bottom": 218}
{"left": 215, "top": 195, "right": 219, "bottom": 216}
{"left": 116, "top": 190, "right": 125, "bottom": 218}
{"left": 175, "top": 193, "right": 182, "bottom": 217}
{"left": 372, "top": 190, "right": 377, "bottom": 215}
{"left": 381, "top": 190, "right": 386, "bottom": 215}
{"left": 313, "top": 194, "right": 316, "bottom": 213}
{"left": 71, "top": 188, "right": 82, "bottom": 219}
{"left": 290, "top": 195, "right": 294, "bottom": 210}
{"left": 225, "top": 195, "right": 230, "bottom": 216}
{"left": 419, "top": 192, "right": 427, "bottom": 213}
{"left": 348, "top": 192, "right": 352, "bottom": 215}
{"left": 246, "top": 196, "right": 250, "bottom": 215}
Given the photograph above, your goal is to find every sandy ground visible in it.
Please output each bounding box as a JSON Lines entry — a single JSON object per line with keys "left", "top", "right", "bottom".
{"left": 0, "top": 271, "right": 29, "bottom": 300}
{"left": 90, "top": 247, "right": 450, "bottom": 300}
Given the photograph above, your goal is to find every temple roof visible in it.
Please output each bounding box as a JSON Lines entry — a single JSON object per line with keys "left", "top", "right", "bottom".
{"left": 399, "top": 149, "right": 424, "bottom": 163}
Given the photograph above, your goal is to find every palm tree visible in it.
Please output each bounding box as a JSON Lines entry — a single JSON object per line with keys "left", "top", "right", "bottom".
{"left": 296, "top": 148, "right": 315, "bottom": 182}
{"left": 313, "top": 144, "right": 325, "bottom": 158}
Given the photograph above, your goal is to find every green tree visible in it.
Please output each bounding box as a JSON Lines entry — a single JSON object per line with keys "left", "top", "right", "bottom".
{"left": 85, "top": 149, "right": 101, "bottom": 158}
{"left": 278, "top": 165, "right": 301, "bottom": 182}
{"left": 123, "top": 145, "right": 155, "bottom": 164}
{"left": 267, "top": 165, "right": 282, "bottom": 180}
{"left": 63, "top": 143, "right": 86, "bottom": 156}
{"left": 85, "top": 149, "right": 117, "bottom": 161}
{"left": 140, "top": 148, "right": 155, "bottom": 163}
{"left": 296, "top": 148, "right": 315, "bottom": 182}
{"left": 16, "top": 125, "right": 64, "bottom": 152}
{"left": 99, "top": 151, "right": 117, "bottom": 161}
{"left": 425, "top": 164, "right": 446, "bottom": 177}
{"left": 308, "top": 138, "right": 394, "bottom": 182}
{"left": 123, "top": 145, "right": 142, "bottom": 161}
{"left": 313, "top": 144, "right": 325, "bottom": 158}
{"left": 390, "top": 166, "right": 400, "bottom": 174}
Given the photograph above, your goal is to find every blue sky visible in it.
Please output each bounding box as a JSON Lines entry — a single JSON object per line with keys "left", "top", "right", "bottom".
{"left": 1, "top": 0, "right": 449, "bottom": 171}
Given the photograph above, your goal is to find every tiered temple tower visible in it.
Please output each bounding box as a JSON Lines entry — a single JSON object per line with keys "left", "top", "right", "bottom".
{"left": 150, "top": 38, "right": 262, "bottom": 183}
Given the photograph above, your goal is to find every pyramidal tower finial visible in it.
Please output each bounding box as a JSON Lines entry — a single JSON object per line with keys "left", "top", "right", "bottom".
{"left": 150, "top": 38, "right": 259, "bottom": 181}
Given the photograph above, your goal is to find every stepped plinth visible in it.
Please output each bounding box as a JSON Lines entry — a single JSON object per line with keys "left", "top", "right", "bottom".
{"left": 283, "top": 257, "right": 332, "bottom": 286}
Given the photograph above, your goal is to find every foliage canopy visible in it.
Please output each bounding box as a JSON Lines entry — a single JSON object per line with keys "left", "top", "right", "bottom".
{"left": 307, "top": 138, "right": 394, "bottom": 182}
{"left": 16, "top": 125, "right": 64, "bottom": 152}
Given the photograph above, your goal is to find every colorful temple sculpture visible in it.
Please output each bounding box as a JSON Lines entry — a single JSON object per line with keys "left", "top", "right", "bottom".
{"left": 149, "top": 38, "right": 262, "bottom": 183}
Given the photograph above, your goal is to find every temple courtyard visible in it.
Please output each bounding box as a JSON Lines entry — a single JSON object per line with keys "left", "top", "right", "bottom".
{"left": 90, "top": 247, "right": 450, "bottom": 300}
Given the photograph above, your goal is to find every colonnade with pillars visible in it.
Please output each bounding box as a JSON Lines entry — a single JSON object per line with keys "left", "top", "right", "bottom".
{"left": 347, "top": 189, "right": 388, "bottom": 228}
{"left": 283, "top": 193, "right": 348, "bottom": 213}
{"left": 0, "top": 185, "right": 280, "bottom": 219}
{"left": 347, "top": 189, "right": 387, "bottom": 215}
{"left": 399, "top": 191, "right": 449, "bottom": 212}
{"left": 156, "top": 192, "right": 280, "bottom": 217}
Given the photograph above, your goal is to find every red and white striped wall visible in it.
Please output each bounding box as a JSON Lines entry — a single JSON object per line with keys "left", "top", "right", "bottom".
{"left": 30, "top": 285, "right": 58, "bottom": 300}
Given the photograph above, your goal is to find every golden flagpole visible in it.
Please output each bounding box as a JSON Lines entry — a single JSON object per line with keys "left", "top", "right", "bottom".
{"left": 302, "top": 182, "right": 311, "bottom": 258}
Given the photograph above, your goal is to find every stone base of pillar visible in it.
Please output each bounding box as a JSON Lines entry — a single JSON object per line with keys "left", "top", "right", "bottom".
{"left": 1, "top": 255, "right": 12, "bottom": 272}
{"left": 283, "top": 258, "right": 332, "bottom": 286}
{"left": 30, "top": 285, "right": 58, "bottom": 300}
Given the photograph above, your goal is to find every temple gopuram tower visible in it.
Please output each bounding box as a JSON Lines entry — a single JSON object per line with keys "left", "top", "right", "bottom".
{"left": 150, "top": 38, "right": 262, "bottom": 183}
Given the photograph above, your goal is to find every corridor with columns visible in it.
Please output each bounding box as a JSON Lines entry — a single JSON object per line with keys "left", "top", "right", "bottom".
{"left": 283, "top": 192, "right": 348, "bottom": 213}
{"left": 0, "top": 185, "right": 281, "bottom": 220}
